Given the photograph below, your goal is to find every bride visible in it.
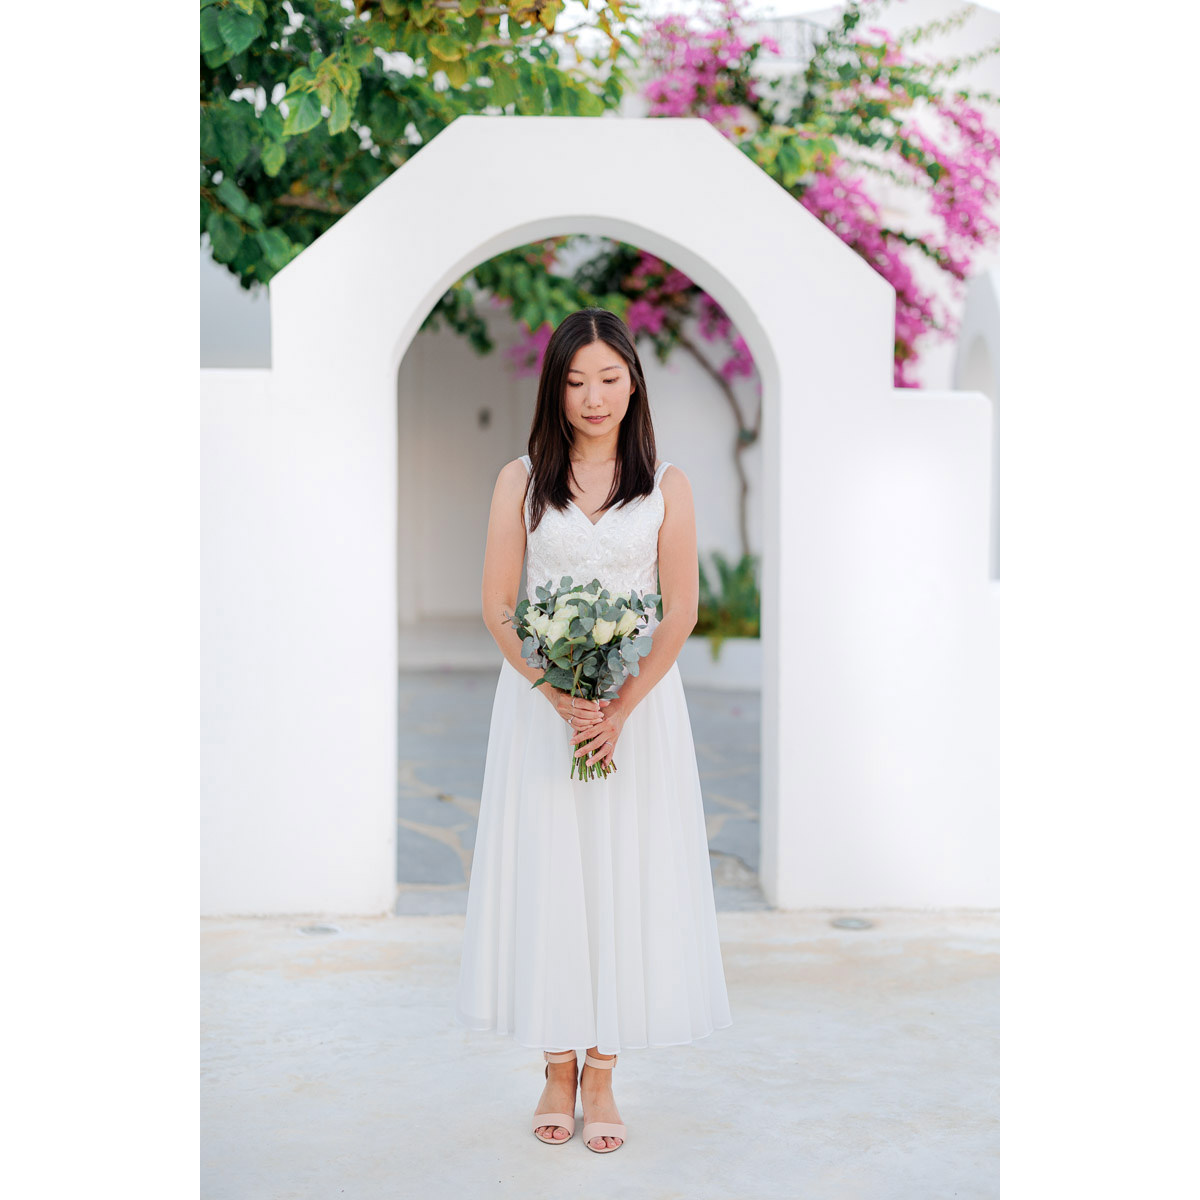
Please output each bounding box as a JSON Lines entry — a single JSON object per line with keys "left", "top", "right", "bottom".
{"left": 455, "top": 306, "right": 732, "bottom": 1154}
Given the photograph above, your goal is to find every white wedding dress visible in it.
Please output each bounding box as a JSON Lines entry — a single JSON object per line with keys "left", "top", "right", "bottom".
{"left": 455, "top": 456, "right": 732, "bottom": 1053}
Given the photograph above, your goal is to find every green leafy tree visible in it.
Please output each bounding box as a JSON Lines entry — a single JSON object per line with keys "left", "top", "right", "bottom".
{"left": 200, "top": 0, "right": 641, "bottom": 286}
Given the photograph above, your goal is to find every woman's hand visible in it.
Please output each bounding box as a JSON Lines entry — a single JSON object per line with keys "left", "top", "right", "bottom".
{"left": 569, "top": 699, "right": 627, "bottom": 771}
{"left": 545, "top": 685, "right": 609, "bottom": 732}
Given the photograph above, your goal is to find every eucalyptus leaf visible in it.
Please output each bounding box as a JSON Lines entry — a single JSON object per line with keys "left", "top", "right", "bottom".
{"left": 545, "top": 666, "right": 574, "bottom": 690}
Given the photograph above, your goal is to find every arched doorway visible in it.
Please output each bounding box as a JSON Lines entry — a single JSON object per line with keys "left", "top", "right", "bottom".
{"left": 391, "top": 241, "right": 769, "bottom": 912}
{"left": 235, "top": 114, "right": 994, "bottom": 915}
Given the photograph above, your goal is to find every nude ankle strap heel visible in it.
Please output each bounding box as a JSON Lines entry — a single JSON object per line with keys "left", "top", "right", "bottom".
{"left": 532, "top": 1050, "right": 578, "bottom": 1144}
{"left": 581, "top": 1053, "right": 626, "bottom": 1153}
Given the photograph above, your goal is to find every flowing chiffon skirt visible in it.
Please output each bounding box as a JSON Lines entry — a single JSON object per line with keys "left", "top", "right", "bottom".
{"left": 455, "top": 657, "right": 732, "bottom": 1053}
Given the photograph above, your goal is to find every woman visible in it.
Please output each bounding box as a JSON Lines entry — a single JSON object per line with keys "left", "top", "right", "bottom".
{"left": 455, "top": 307, "right": 732, "bottom": 1153}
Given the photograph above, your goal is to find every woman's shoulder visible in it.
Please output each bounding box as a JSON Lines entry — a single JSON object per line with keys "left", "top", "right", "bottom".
{"left": 494, "top": 457, "right": 531, "bottom": 505}
{"left": 498, "top": 455, "right": 531, "bottom": 483}
{"left": 654, "top": 459, "right": 688, "bottom": 488}
{"left": 655, "top": 460, "right": 692, "bottom": 513}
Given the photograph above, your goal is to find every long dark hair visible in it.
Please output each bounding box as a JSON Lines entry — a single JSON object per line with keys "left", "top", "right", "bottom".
{"left": 525, "top": 307, "right": 657, "bottom": 532}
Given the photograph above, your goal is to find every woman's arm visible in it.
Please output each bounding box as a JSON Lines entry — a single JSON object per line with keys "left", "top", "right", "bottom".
{"left": 482, "top": 462, "right": 607, "bottom": 728}
{"left": 481, "top": 460, "right": 545, "bottom": 687}
{"left": 608, "top": 465, "right": 700, "bottom": 720}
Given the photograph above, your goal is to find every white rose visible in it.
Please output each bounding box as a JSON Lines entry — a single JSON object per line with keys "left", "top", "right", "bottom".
{"left": 530, "top": 611, "right": 551, "bottom": 637}
{"left": 592, "top": 618, "right": 616, "bottom": 645}
{"left": 614, "top": 608, "right": 639, "bottom": 638}
{"left": 546, "top": 616, "right": 571, "bottom": 644}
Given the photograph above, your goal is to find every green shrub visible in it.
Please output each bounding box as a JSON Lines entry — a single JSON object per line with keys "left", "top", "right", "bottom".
{"left": 694, "top": 552, "right": 760, "bottom": 661}
{"left": 652, "top": 552, "right": 760, "bottom": 661}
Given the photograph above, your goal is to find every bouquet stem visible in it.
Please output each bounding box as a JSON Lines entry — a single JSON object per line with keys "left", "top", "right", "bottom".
{"left": 570, "top": 743, "right": 617, "bottom": 782}
{"left": 568, "top": 679, "right": 617, "bottom": 782}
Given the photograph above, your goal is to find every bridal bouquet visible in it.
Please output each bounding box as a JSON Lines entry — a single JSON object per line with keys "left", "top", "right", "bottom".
{"left": 506, "top": 576, "right": 658, "bottom": 781}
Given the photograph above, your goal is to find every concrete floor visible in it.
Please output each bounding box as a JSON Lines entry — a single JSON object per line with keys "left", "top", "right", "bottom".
{"left": 201, "top": 908, "right": 998, "bottom": 1199}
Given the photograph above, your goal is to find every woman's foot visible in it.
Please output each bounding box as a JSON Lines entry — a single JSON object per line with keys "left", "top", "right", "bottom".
{"left": 580, "top": 1050, "right": 624, "bottom": 1151}
{"left": 534, "top": 1054, "right": 578, "bottom": 1142}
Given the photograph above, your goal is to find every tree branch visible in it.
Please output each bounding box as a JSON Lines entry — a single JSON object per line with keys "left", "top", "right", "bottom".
{"left": 273, "top": 192, "right": 350, "bottom": 214}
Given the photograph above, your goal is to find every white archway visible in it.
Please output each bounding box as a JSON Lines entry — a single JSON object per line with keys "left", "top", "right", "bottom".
{"left": 201, "top": 115, "right": 997, "bottom": 914}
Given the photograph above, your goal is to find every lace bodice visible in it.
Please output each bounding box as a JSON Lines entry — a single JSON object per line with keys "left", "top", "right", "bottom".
{"left": 520, "top": 454, "right": 670, "bottom": 627}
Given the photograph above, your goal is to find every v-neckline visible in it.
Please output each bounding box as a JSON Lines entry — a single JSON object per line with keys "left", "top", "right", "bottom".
{"left": 565, "top": 461, "right": 662, "bottom": 528}
{"left": 567, "top": 498, "right": 614, "bottom": 529}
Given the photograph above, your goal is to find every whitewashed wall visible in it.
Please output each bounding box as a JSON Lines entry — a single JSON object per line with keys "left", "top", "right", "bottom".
{"left": 954, "top": 266, "right": 1001, "bottom": 577}
{"left": 200, "top": 115, "right": 998, "bottom": 915}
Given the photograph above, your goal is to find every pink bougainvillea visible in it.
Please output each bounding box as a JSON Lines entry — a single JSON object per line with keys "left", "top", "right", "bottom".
{"left": 506, "top": 318, "right": 553, "bottom": 378}
{"left": 502, "top": 0, "right": 999, "bottom": 391}
{"left": 638, "top": 0, "right": 1000, "bottom": 387}
{"left": 642, "top": 0, "right": 773, "bottom": 138}
{"left": 797, "top": 165, "right": 952, "bottom": 388}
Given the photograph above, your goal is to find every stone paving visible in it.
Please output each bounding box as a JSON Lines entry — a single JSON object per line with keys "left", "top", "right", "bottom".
{"left": 396, "top": 669, "right": 768, "bottom": 914}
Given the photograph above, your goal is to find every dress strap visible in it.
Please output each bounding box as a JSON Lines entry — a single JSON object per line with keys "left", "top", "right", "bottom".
{"left": 653, "top": 461, "right": 672, "bottom": 486}
{"left": 519, "top": 454, "right": 532, "bottom": 474}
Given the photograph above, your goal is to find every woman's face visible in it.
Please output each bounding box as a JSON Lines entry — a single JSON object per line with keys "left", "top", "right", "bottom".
{"left": 563, "top": 340, "right": 635, "bottom": 445}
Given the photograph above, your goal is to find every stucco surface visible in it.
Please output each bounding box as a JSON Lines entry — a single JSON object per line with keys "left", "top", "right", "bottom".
{"left": 201, "top": 909, "right": 998, "bottom": 1199}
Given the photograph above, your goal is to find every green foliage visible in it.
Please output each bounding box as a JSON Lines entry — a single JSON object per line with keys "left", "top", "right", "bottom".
{"left": 785, "top": 1, "right": 999, "bottom": 186}
{"left": 694, "top": 551, "right": 760, "bottom": 661}
{"left": 200, "top": 1, "right": 640, "bottom": 288}
{"left": 421, "top": 236, "right": 630, "bottom": 352}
